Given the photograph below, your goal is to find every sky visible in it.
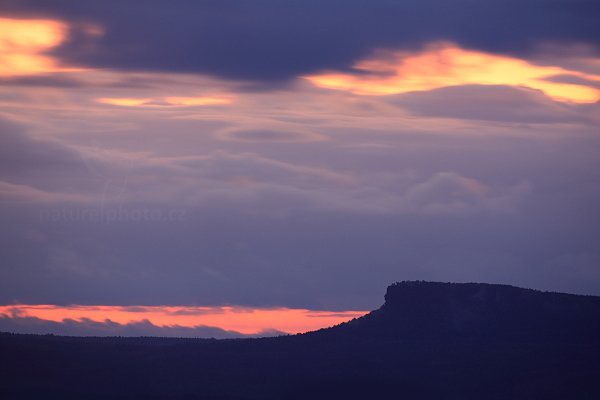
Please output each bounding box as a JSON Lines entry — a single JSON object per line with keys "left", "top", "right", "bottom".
{"left": 0, "top": 0, "right": 599, "bottom": 337}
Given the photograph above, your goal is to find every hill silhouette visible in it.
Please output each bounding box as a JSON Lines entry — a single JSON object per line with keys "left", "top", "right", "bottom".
{"left": 317, "top": 281, "right": 600, "bottom": 341}
{"left": 2, "top": 281, "right": 600, "bottom": 399}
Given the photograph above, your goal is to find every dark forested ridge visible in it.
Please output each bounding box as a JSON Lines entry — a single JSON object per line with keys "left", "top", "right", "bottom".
{"left": 2, "top": 281, "right": 600, "bottom": 399}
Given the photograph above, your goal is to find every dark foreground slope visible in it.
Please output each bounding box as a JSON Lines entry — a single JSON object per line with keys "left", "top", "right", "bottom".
{"left": 2, "top": 281, "right": 600, "bottom": 400}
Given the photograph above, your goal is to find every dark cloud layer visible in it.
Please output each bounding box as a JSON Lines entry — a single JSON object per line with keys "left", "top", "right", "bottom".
{"left": 1, "top": 0, "right": 599, "bottom": 83}
{"left": 0, "top": 315, "right": 278, "bottom": 338}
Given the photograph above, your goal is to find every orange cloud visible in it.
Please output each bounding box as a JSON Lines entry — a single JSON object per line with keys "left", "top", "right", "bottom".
{"left": 305, "top": 43, "right": 600, "bottom": 103}
{"left": 97, "top": 98, "right": 152, "bottom": 107}
{"left": 164, "top": 96, "right": 232, "bottom": 106}
{"left": 98, "top": 96, "right": 233, "bottom": 107}
{"left": 0, "top": 17, "right": 74, "bottom": 76}
{"left": 0, "top": 304, "right": 366, "bottom": 335}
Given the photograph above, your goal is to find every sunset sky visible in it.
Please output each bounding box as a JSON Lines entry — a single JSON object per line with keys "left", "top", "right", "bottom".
{"left": 0, "top": 1, "right": 599, "bottom": 337}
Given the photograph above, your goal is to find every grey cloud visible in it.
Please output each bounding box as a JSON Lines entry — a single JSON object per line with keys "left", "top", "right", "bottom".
{"left": 218, "top": 129, "right": 327, "bottom": 143}
{"left": 117, "top": 150, "right": 529, "bottom": 215}
{"left": 0, "top": 75, "right": 89, "bottom": 88}
{"left": 0, "top": 315, "right": 281, "bottom": 338}
{"left": 0, "top": 181, "right": 89, "bottom": 203}
{"left": 402, "top": 172, "right": 531, "bottom": 215}
{"left": 543, "top": 74, "right": 600, "bottom": 89}
{"left": 0, "top": 119, "right": 81, "bottom": 177}
{"left": 0, "top": 117, "right": 535, "bottom": 215}
{"left": 391, "top": 85, "right": 586, "bottom": 123}
{"left": 0, "top": 74, "right": 158, "bottom": 89}
{"left": 0, "top": 118, "right": 100, "bottom": 201}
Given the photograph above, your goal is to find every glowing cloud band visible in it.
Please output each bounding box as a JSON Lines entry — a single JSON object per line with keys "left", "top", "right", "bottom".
{"left": 0, "top": 304, "right": 367, "bottom": 335}
{"left": 97, "top": 96, "right": 233, "bottom": 107}
{"left": 305, "top": 43, "right": 600, "bottom": 103}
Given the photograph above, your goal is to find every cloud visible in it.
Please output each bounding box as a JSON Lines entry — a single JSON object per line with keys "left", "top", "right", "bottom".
{"left": 543, "top": 74, "right": 600, "bottom": 90}
{"left": 391, "top": 85, "right": 584, "bottom": 123}
{"left": 0, "top": 304, "right": 365, "bottom": 337}
{"left": 132, "top": 150, "right": 527, "bottom": 215}
{"left": 218, "top": 128, "right": 327, "bottom": 143}
{"left": 306, "top": 43, "right": 600, "bottom": 103}
{"left": 0, "top": 17, "right": 70, "bottom": 77}
{"left": 402, "top": 172, "right": 531, "bottom": 215}
{"left": 0, "top": 180, "right": 89, "bottom": 203}
{"left": 0, "top": 118, "right": 114, "bottom": 202}
{"left": 0, "top": 74, "right": 88, "bottom": 88}
{"left": 0, "top": 118, "right": 81, "bottom": 176}
{"left": 97, "top": 96, "right": 232, "bottom": 107}
{"left": 0, "top": 60, "right": 599, "bottom": 316}
{"left": 0, "top": 72, "right": 179, "bottom": 90}
{"left": 0, "top": 1, "right": 599, "bottom": 83}
{"left": 0, "top": 117, "right": 532, "bottom": 214}
{"left": 0, "top": 314, "right": 264, "bottom": 338}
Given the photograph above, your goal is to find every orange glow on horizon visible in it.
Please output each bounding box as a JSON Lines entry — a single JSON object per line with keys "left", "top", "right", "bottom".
{"left": 305, "top": 43, "right": 600, "bottom": 103}
{"left": 0, "top": 304, "right": 367, "bottom": 335}
{"left": 0, "top": 17, "right": 74, "bottom": 76}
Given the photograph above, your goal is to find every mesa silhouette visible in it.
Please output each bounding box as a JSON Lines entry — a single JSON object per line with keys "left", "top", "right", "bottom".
{"left": 2, "top": 281, "right": 600, "bottom": 399}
